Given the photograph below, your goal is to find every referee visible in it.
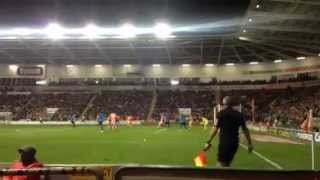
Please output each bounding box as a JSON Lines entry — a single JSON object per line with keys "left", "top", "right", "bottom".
{"left": 203, "top": 96, "right": 253, "bottom": 167}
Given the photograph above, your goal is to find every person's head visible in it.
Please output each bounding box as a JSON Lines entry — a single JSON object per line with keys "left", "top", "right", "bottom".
{"left": 18, "top": 146, "right": 37, "bottom": 166}
{"left": 223, "top": 96, "right": 239, "bottom": 107}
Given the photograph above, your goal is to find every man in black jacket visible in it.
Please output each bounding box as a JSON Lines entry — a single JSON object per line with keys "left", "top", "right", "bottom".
{"left": 204, "top": 96, "right": 253, "bottom": 167}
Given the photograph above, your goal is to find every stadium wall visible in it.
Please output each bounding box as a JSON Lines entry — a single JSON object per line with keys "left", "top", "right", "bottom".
{"left": 46, "top": 57, "right": 320, "bottom": 81}
{"left": 1, "top": 57, "right": 320, "bottom": 81}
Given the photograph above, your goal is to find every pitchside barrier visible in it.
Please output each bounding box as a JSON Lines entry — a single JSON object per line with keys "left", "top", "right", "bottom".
{"left": 249, "top": 125, "right": 319, "bottom": 170}
{"left": 0, "top": 166, "right": 319, "bottom": 180}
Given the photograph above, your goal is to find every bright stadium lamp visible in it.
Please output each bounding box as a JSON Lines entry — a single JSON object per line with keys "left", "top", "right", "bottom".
{"left": 154, "top": 23, "right": 172, "bottom": 39}
{"left": 152, "top": 64, "right": 161, "bottom": 67}
{"left": 36, "top": 80, "right": 47, "bottom": 85}
{"left": 119, "top": 23, "right": 136, "bottom": 38}
{"left": 170, "top": 79, "right": 179, "bottom": 86}
{"left": 205, "top": 64, "right": 215, "bottom": 67}
{"left": 249, "top": 61, "right": 259, "bottom": 65}
{"left": 9, "top": 65, "right": 18, "bottom": 71}
{"left": 66, "top": 65, "right": 75, "bottom": 68}
{"left": 225, "top": 63, "right": 235, "bottom": 66}
{"left": 84, "top": 24, "right": 100, "bottom": 39}
{"left": 274, "top": 59, "right": 283, "bottom": 63}
{"left": 296, "top": 56, "right": 306, "bottom": 60}
{"left": 13, "top": 28, "right": 32, "bottom": 36}
{"left": 46, "top": 23, "right": 64, "bottom": 40}
{"left": 94, "top": 64, "right": 103, "bottom": 68}
{"left": 238, "top": 36, "right": 249, "bottom": 41}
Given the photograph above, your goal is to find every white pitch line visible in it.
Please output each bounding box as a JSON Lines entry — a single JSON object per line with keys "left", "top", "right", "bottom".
{"left": 240, "top": 143, "right": 283, "bottom": 170}
{"left": 154, "top": 128, "right": 167, "bottom": 134}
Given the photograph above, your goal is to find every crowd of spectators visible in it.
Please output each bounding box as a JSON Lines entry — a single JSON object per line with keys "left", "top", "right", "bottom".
{"left": 0, "top": 85, "right": 320, "bottom": 130}
{"left": 152, "top": 90, "right": 215, "bottom": 121}
{"left": 257, "top": 87, "right": 320, "bottom": 128}
{"left": 85, "top": 90, "right": 153, "bottom": 120}
{"left": 226, "top": 87, "right": 320, "bottom": 129}
{"left": 0, "top": 93, "right": 91, "bottom": 121}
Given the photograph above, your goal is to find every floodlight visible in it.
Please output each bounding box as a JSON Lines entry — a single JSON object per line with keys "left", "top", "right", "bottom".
{"left": 46, "top": 23, "right": 64, "bottom": 40}
{"left": 36, "top": 80, "right": 47, "bottom": 85}
{"left": 9, "top": 65, "right": 18, "bottom": 71}
{"left": 170, "top": 79, "right": 179, "bottom": 86}
{"left": 296, "top": 56, "right": 306, "bottom": 60}
{"left": 274, "top": 59, "right": 283, "bottom": 63}
{"left": 66, "top": 65, "right": 75, "bottom": 68}
{"left": 154, "top": 23, "right": 172, "bottom": 39}
{"left": 13, "top": 28, "right": 32, "bottom": 36}
{"left": 84, "top": 24, "right": 100, "bottom": 39}
{"left": 119, "top": 23, "right": 136, "bottom": 38}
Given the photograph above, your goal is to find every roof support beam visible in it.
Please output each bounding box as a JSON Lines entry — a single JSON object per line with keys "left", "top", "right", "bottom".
{"left": 238, "top": 45, "right": 269, "bottom": 62}
{"left": 47, "top": 43, "right": 56, "bottom": 64}
{"left": 249, "top": 11, "right": 320, "bottom": 21}
{"left": 269, "top": 0, "right": 320, "bottom": 5}
{"left": 200, "top": 39, "right": 204, "bottom": 64}
{"left": 128, "top": 42, "right": 141, "bottom": 64}
{"left": 164, "top": 42, "right": 172, "bottom": 64}
{"left": 266, "top": 42, "right": 315, "bottom": 56}
{"left": 60, "top": 44, "right": 78, "bottom": 62}
{"left": 217, "top": 38, "right": 225, "bottom": 64}
{"left": 246, "top": 36, "right": 320, "bottom": 46}
{"left": 247, "top": 25, "right": 320, "bottom": 34}
{"left": 268, "top": 41, "right": 320, "bottom": 52}
{"left": 0, "top": 50, "right": 22, "bottom": 63}
{"left": 231, "top": 46, "right": 244, "bottom": 63}
{"left": 92, "top": 42, "right": 113, "bottom": 65}
{"left": 245, "top": 42, "right": 292, "bottom": 59}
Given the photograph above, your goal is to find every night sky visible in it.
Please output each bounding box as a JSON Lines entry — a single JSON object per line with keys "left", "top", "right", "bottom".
{"left": 0, "top": 0, "right": 250, "bottom": 28}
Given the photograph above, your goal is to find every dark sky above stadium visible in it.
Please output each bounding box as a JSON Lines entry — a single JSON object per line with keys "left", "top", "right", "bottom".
{"left": 0, "top": 0, "right": 249, "bottom": 28}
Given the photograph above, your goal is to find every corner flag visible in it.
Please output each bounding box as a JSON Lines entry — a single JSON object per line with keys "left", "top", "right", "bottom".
{"left": 194, "top": 151, "right": 208, "bottom": 167}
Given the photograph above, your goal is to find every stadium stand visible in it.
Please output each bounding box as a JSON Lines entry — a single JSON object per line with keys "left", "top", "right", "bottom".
{"left": 1, "top": 82, "right": 320, "bottom": 130}
{"left": 152, "top": 90, "right": 215, "bottom": 121}
{"left": 85, "top": 90, "right": 153, "bottom": 120}
{"left": 0, "top": 93, "right": 91, "bottom": 121}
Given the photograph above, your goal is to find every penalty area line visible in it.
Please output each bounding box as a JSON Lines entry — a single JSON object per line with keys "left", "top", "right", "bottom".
{"left": 239, "top": 143, "right": 283, "bottom": 170}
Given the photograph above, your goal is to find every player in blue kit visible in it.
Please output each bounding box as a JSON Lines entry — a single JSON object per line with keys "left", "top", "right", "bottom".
{"left": 97, "top": 111, "right": 106, "bottom": 132}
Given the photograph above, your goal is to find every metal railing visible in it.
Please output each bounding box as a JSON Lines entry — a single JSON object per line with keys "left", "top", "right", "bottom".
{"left": 0, "top": 167, "right": 104, "bottom": 180}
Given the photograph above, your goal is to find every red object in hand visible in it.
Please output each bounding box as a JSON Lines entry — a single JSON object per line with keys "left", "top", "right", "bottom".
{"left": 194, "top": 151, "right": 208, "bottom": 167}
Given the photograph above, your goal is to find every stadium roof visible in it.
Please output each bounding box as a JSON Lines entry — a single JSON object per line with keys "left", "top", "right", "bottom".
{"left": 0, "top": 0, "right": 319, "bottom": 65}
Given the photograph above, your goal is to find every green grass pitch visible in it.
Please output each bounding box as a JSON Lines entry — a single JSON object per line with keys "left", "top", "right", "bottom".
{"left": 0, "top": 124, "right": 318, "bottom": 170}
